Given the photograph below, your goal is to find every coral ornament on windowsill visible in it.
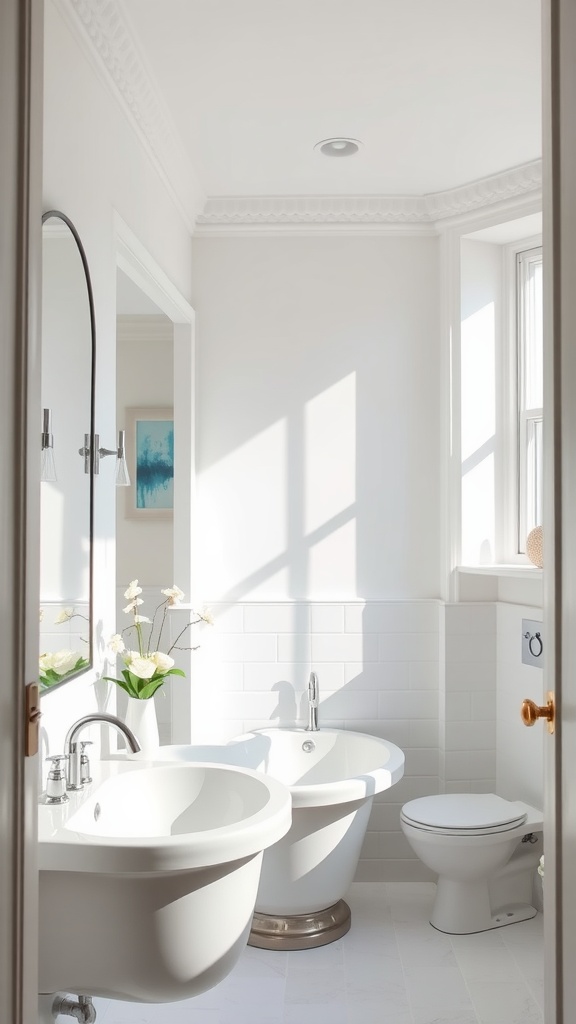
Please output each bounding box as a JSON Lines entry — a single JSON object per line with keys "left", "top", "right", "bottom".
{"left": 526, "top": 525, "right": 543, "bottom": 568}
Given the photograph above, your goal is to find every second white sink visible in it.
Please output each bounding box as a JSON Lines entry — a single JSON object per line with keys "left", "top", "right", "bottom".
{"left": 39, "top": 760, "right": 291, "bottom": 1001}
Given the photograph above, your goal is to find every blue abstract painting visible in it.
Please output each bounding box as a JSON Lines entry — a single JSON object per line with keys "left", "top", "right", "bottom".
{"left": 135, "top": 418, "right": 174, "bottom": 510}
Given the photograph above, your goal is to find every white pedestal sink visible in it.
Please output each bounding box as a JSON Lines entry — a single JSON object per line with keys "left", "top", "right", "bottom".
{"left": 38, "top": 760, "right": 291, "bottom": 1002}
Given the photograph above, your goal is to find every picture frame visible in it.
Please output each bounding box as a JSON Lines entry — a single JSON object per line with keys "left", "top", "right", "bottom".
{"left": 124, "top": 407, "right": 174, "bottom": 519}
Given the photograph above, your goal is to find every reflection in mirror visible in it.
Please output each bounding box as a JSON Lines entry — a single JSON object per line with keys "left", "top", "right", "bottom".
{"left": 39, "top": 212, "right": 95, "bottom": 693}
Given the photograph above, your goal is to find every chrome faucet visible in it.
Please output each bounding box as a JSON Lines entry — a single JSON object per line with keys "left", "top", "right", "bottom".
{"left": 306, "top": 671, "right": 319, "bottom": 731}
{"left": 64, "top": 713, "right": 141, "bottom": 790}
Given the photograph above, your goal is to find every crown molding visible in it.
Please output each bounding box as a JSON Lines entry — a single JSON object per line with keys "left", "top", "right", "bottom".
{"left": 196, "top": 194, "right": 430, "bottom": 227}
{"left": 54, "top": 0, "right": 205, "bottom": 232}
{"left": 195, "top": 161, "right": 542, "bottom": 234}
{"left": 58, "top": 0, "right": 541, "bottom": 236}
{"left": 426, "top": 159, "right": 542, "bottom": 224}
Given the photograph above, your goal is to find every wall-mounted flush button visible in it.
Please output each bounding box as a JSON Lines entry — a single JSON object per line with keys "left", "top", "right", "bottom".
{"left": 522, "top": 619, "right": 544, "bottom": 667}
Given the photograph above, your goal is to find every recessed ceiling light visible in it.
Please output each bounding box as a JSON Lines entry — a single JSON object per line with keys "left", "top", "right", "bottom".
{"left": 315, "top": 138, "right": 362, "bottom": 158}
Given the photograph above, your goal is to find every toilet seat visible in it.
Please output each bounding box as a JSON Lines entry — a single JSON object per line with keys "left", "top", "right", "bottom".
{"left": 401, "top": 794, "right": 528, "bottom": 837}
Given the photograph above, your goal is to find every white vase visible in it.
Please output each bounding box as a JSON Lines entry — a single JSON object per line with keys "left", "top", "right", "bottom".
{"left": 124, "top": 695, "right": 160, "bottom": 756}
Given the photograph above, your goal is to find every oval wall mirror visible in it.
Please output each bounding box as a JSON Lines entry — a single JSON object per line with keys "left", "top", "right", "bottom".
{"left": 39, "top": 211, "right": 95, "bottom": 693}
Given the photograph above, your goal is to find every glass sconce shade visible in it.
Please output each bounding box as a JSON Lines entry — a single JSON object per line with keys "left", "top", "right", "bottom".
{"left": 115, "top": 430, "right": 130, "bottom": 487}
{"left": 41, "top": 446, "right": 57, "bottom": 483}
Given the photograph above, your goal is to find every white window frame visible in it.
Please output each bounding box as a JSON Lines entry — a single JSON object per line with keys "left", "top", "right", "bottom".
{"left": 500, "top": 236, "right": 543, "bottom": 563}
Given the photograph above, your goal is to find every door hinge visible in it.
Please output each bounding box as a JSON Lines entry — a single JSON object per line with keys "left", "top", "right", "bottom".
{"left": 25, "top": 682, "right": 42, "bottom": 756}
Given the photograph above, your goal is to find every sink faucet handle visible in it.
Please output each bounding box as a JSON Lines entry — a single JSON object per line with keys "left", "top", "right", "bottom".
{"left": 44, "top": 754, "right": 69, "bottom": 804}
{"left": 80, "top": 741, "right": 93, "bottom": 785}
{"left": 46, "top": 753, "right": 69, "bottom": 769}
{"left": 306, "top": 672, "right": 320, "bottom": 731}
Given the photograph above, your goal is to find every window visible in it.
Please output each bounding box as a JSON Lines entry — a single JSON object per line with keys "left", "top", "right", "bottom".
{"left": 457, "top": 226, "right": 543, "bottom": 571}
{"left": 516, "top": 246, "right": 543, "bottom": 553}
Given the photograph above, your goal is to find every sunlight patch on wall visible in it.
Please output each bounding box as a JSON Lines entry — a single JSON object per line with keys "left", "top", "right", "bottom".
{"left": 460, "top": 302, "right": 496, "bottom": 564}
{"left": 461, "top": 303, "right": 495, "bottom": 463}
{"left": 304, "top": 373, "right": 356, "bottom": 537}
{"left": 461, "top": 454, "right": 495, "bottom": 565}
{"left": 198, "top": 419, "right": 287, "bottom": 597}
{"left": 308, "top": 519, "right": 357, "bottom": 598}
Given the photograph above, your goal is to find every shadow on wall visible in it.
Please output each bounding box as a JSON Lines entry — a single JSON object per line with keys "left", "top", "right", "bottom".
{"left": 271, "top": 679, "right": 299, "bottom": 725}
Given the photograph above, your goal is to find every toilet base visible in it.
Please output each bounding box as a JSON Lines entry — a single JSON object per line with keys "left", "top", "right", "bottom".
{"left": 431, "top": 875, "right": 538, "bottom": 934}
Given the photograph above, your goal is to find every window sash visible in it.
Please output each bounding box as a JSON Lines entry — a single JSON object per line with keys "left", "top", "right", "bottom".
{"left": 516, "top": 246, "right": 543, "bottom": 554}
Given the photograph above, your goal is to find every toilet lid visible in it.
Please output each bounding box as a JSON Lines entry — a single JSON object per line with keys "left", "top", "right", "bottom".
{"left": 401, "top": 794, "right": 527, "bottom": 833}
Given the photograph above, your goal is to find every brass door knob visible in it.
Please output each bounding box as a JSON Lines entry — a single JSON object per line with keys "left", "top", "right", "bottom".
{"left": 521, "top": 692, "right": 555, "bottom": 734}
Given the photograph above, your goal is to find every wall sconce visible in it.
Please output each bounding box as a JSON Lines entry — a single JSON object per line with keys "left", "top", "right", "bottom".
{"left": 41, "top": 408, "right": 57, "bottom": 482}
{"left": 78, "top": 430, "right": 131, "bottom": 486}
{"left": 96, "top": 430, "right": 131, "bottom": 486}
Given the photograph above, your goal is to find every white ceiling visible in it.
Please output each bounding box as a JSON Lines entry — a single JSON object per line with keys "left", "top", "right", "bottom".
{"left": 120, "top": 0, "right": 541, "bottom": 201}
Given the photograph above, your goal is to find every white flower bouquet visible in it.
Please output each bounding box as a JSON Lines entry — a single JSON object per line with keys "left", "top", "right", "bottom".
{"left": 39, "top": 649, "right": 90, "bottom": 689}
{"left": 104, "top": 580, "right": 211, "bottom": 700}
{"left": 39, "top": 605, "right": 90, "bottom": 688}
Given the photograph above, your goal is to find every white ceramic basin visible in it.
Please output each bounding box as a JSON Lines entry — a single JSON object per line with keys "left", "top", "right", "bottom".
{"left": 39, "top": 760, "right": 290, "bottom": 873}
{"left": 155, "top": 728, "right": 405, "bottom": 808}
{"left": 153, "top": 729, "right": 405, "bottom": 918}
{"left": 38, "top": 761, "right": 291, "bottom": 1001}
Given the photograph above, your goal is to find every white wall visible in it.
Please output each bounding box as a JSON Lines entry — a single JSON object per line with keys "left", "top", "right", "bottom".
{"left": 460, "top": 238, "right": 502, "bottom": 565}
{"left": 190, "top": 234, "right": 441, "bottom": 602}
{"left": 444, "top": 602, "right": 497, "bottom": 794}
{"left": 39, "top": 0, "right": 193, "bottom": 758}
{"left": 496, "top": 602, "right": 544, "bottom": 809}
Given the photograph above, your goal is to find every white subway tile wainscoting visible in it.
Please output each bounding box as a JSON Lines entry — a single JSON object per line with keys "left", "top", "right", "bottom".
{"left": 117, "top": 594, "right": 543, "bottom": 884}
{"left": 189, "top": 599, "right": 444, "bottom": 881}
{"left": 86, "top": 883, "right": 544, "bottom": 1024}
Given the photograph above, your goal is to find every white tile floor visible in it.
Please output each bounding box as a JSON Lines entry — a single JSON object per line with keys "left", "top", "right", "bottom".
{"left": 82, "top": 883, "right": 544, "bottom": 1024}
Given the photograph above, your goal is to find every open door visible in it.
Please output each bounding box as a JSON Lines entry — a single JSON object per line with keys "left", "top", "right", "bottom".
{"left": 0, "top": 0, "right": 43, "bottom": 1021}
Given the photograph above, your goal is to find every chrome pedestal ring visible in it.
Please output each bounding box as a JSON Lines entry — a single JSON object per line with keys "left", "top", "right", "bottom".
{"left": 248, "top": 899, "right": 351, "bottom": 950}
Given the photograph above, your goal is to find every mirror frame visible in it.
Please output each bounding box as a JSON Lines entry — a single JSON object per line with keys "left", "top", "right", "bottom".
{"left": 40, "top": 209, "right": 96, "bottom": 690}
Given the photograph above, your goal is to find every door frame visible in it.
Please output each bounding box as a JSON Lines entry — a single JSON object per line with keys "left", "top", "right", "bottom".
{"left": 544, "top": 2, "right": 576, "bottom": 1020}
{"left": 0, "top": 0, "right": 43, "bottom": 1021}
{"left": 3, "top": 3, "right": 575, "bottom": 1022}
{"left": 114, "top": 212, "right": 197, "bottom": 744}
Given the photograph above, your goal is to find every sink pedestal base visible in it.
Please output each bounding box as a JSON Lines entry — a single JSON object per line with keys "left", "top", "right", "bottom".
{"left": 248, "top": 899, "right": 351, "bottom": 950}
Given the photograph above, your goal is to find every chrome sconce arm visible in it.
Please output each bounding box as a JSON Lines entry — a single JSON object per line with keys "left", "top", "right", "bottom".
{"left": 79, "top": 429, "right": 130, "bottom": 486}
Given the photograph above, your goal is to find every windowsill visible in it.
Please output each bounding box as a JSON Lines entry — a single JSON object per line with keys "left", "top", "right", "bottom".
{"left": 456, "top": 564, "right": 543, "bottom": 579}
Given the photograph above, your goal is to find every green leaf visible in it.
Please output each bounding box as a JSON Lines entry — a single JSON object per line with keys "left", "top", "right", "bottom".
{"left": 103, "top": 674, "right": 138, "bottom": 697}
{"left": 116, "top": 678, "right": 134, "bottom": 696}
{"left": 138, "top": 678, "right": 165, "bottom": 700}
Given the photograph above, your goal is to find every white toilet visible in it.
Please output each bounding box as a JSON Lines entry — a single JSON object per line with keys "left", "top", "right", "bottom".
{"left": 401, "top": 793, "right": 543, "bottom": 934}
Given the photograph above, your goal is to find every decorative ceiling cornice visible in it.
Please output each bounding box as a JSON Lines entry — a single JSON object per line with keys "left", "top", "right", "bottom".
{"left": 196, "top": 160, "right": 542, "bottom": 232}
{"left": 54, "top": 0, "right": 205, "bottom": 231}
{"left": 59, "top": 0, "right": 542, "bottom": 235}
{"left": 425, "top": 159, "right": 542, "bottom": 222}
{"left": 196, "top": 195, "right": 430, "bottom": 227}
